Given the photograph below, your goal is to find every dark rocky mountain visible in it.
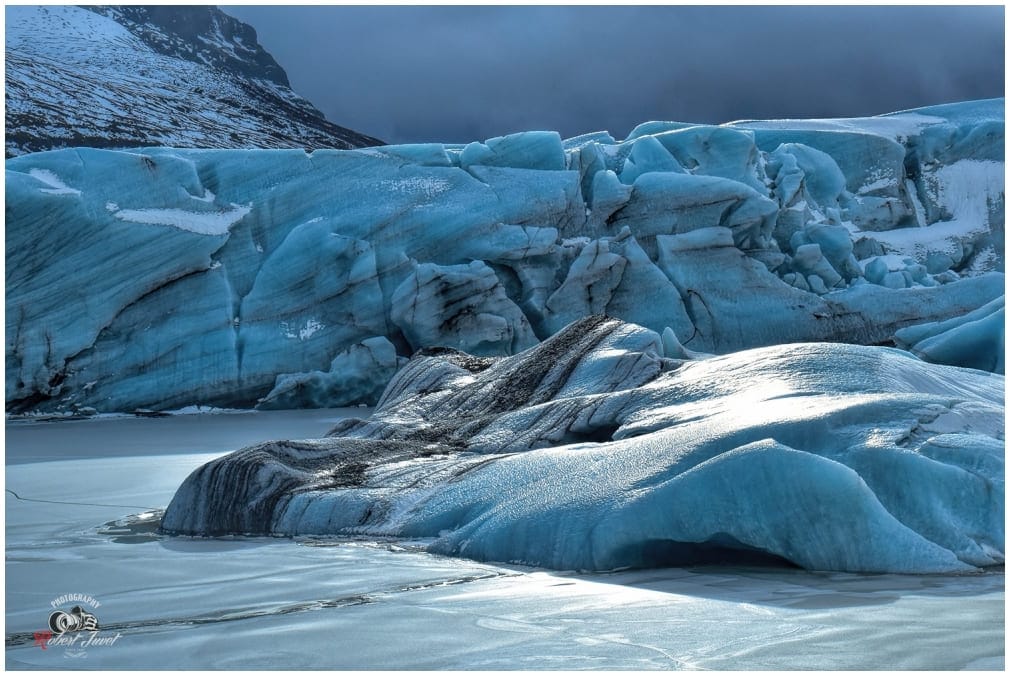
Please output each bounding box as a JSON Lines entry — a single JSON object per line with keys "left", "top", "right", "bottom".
{"left": 90, "top": 6, "right": 293, "bottom": 88}
{"left": 5, "top": 5, "right": 382, "bottom": 157}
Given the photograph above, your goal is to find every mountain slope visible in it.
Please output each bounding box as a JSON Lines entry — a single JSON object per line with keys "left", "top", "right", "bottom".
{"left": 5, "top": 5, "right": 382, "bottom": 157}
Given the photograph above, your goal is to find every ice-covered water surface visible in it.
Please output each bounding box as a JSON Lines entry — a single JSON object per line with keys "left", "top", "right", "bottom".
{"left": 5, "top": 411, "right": 1003, "bottom": 670}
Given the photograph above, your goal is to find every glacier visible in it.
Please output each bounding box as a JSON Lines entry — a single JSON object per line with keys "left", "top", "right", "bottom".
{"left": 161, "top": 316, "right": 1004, "bottom": 574}
{"left": 5, "top": 99, "right": 1005, "bottom": 413}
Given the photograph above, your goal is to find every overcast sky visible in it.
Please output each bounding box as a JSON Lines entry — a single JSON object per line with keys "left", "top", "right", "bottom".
{"left": 223, "top": 5, "right": 1004, "bottom": 145}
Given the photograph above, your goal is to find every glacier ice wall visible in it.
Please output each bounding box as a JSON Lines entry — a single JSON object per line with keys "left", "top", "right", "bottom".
{"left": 161, "top": 316, "right": 1005, "bottom": 574}
{"left": 5, "top": 99, "right": 1005, "bottom": 413}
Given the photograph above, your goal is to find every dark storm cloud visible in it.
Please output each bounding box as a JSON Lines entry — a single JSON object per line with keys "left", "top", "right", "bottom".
{"left": 222, "top": 5, "right": 1004, "bottom": 145}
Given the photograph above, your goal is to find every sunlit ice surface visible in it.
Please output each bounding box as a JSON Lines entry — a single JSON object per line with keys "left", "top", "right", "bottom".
{"left": 6, "top": 409, "right": 1003, "bottom": 670}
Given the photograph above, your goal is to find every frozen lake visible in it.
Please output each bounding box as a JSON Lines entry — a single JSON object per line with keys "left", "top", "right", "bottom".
{"left": 6, "top": 409, "right": 1004, "bottom": 669}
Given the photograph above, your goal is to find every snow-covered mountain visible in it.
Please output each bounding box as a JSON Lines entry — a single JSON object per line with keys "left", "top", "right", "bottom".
{"left": 4, "top": 5, "right": 382, "bottom": 157}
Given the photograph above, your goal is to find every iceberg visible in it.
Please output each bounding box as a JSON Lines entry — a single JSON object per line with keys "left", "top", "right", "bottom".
{"left": 162, "top": 316, "right": 1004, "bottom": 574}
{"left": 6, "top": 99, "right": 1004, "bottom": 413}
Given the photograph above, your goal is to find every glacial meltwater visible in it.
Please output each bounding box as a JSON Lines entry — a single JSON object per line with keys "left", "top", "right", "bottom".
{"left": 6, "top": 409, "right": 1003, "bottom": 670}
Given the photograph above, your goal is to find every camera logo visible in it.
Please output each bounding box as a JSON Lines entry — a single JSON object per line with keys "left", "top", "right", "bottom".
{"left": 49, "top": 605, "right": 100, "bottom": 634}
{"left": 34, "top": 594, "right": 120, "bottom": 659}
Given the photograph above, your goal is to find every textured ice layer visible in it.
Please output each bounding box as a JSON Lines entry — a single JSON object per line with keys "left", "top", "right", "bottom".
{"left": 162, "top": 317, "right": 1005, "bottom": 574}
{"left": 6, "top": 99, "right": 1004, "bottom": 413}
{"left": 894, "top": 296, "right": 1005, "bottom": 374}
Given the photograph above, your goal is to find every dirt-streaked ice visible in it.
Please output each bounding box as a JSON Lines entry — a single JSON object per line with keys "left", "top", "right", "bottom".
{"left": 162, "top": 317, "right": 1004, "bottom": 575}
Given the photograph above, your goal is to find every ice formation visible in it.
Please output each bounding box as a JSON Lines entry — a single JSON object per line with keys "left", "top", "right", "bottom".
{"left": 257, "top": 337, "right": 406, "bottom": 410}
{"left": 162, "top": 316, "right": 1005, "bottom": 574}
{"left": 894, "top": 296, "right": 1004, "bottom": 374}
{"left": 5, "top": 99, "right": 1004, "bottom": 413}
